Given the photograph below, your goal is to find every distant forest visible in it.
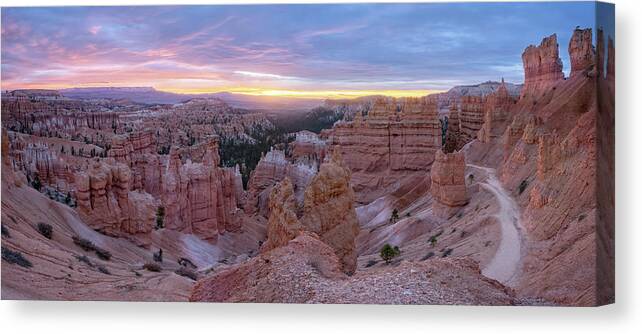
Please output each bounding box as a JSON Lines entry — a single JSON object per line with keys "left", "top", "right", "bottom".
{"left": 219, "top": 107, "right": 343, "bottom": 188}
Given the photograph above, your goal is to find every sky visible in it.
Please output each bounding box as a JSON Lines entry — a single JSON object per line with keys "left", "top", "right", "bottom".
{"left": 1, "top": 2, "right": 612, "bottom": 99}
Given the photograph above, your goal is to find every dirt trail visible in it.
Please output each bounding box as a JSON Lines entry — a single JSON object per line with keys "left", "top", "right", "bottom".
{"left": 468, "top": 164, "right": 522, "bottom": 285}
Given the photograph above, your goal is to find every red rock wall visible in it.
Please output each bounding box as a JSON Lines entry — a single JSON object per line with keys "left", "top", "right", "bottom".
{"left": 459, "top": 95, "right": 484, "bottom": 141}
{"left": 521, "top": 34, "right": 564, "bottom": 98}
{"left": 161, "top": 140, "right": 242, "bottom": 241}
{"left": 430, "top": 149, "right": 468, "bottom": 218}
{"left": 569, "top": 28, "right": 595, "bottom": 77}
{"left": 75, "top": 160, "right": 156, "bottom": 247}
{"left": 479, "top": 81, "right": 515, "bottom": 143}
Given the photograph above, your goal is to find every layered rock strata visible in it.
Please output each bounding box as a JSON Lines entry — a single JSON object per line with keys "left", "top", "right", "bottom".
{"left": 161, "top": 140, "right": 243, "bottom": 241}
{"left": 290, "top": 130, "right": 326, "bottom": 165}
{"left": 430, "top": 149, "right": 468, "bottom": 218}
{"left": 521, "top": 34, "right": 565, "bottom": 98}
{"left": 479, "top": 79, "right": 515, "bottom": 143}
{"left": 299, "top": 151, "right": 360, "bottom": 274}
{"left": 328, "top": 97, "right": 441, "bottom": 202}
{"left": 260, "top": 151, "right": 360, "bottom": 274}
{"left": 75, "top": 160, "right": 157, "bottom": 247}
{"left": 569, "top": 28, "right": 595, "bottom": 77}
{"left": 261, "top": 178, "right": 303, "bottom": 252}
{"left": 459, "top": 96, "right": 484, "bottom": 141}
{"left": 245, "top": 149, "right": 316, "bottom": 216}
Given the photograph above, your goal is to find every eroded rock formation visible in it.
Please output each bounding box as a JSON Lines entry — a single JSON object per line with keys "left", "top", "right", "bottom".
{"left": 459, "top": 96, "right": 484, "bottom": 141}
{"left": 569, "top": 28, "right": 595, "bottom": 77}
{"left": 430, "top": 149, "right": 468, "bottom": 218}
{"left": 190, "top": 233, "right": 515, "bottom": 304}
{"left": 521, "top": 34, "right": 564, "bottom": 97}
{"left": 161, "top": 139, "right": 243, "bottom": 241}
{"left": 300, "top": 151, "right": 360, "bottom": 274}
{"left": 245, "top": 149, "right": 316, "bottom": 216}
{"left": 329, "top": 96, "right": 441, "bottom": 202}
{"left": 261, "top": 178, "right": 303, "bottom": 252}
{"left": 291, "top": 130, "right": 326, "bottom": 165}
{"left": 259, "top": 151, "right": 360, "bottom": 274}
{"left": 75, "top": 160, "right": 156, "bottom": 247}
{"left": 479, "top": 79, "right": 515, "bottom": 143}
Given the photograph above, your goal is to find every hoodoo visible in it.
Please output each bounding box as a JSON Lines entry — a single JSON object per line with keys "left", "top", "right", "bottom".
{"left": 521, "top": 34, "right": 564, "bottom": 97}
{"left": 430, "top": 149, "right": 468, "bottom": 218}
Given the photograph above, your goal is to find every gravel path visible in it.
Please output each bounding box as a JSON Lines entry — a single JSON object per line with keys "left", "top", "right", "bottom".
{"left": 468, "top": 164, "right": 522, "bottom": 285}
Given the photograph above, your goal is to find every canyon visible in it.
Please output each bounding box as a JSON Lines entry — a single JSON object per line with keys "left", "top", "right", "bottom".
{"left": 1, "top": 27, "right": 613, "bottom": 306}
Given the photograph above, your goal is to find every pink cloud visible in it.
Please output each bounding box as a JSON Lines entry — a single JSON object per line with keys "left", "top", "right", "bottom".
{"left": 89, "top": 25, "right": 102, "bottom": 35}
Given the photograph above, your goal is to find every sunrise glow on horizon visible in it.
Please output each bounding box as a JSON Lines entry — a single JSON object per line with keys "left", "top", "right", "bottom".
{"left": 1, "top": 3, "right": 603, "bottom": 99}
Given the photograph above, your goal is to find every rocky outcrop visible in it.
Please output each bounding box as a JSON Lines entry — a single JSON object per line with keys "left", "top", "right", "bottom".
{"left": 190, "top": 232, "right": 347, "bottom": 303}
{"left": 260, "top": 151, "right": 360, "bottom": 274}
{"left": 108, "top": 131, "right": 155, "bottom": 164}
{"left": 328, "top": 97, "right": 441, "bottom": 202}
{"left": 607, "top": 37, "right": 615, "bottom": 82}
{"left": 536, "top": 132, "right": 562, "bottom": 180}
{"left": 190, "top": 233, "right": 515, "bottom": 305}
{"left": 430, "top": 149, "right": 468, "bottom": 218}
{"left": 459, "top": 95, "right": 484, "bottom": 141}
{"left": 331, "top": 96, "right": 441, "bottom": 174}
{"left": 479, "top": 79, "right": 515, "bottom": 143}
{"left": 433, "top": 81, "right": 522, "bottom": 110}
{"left": 491, "top": 27, "right": 614, "bottom": 306}
{"left": 300, "top": 151, "right": 360, "bottom": 274}
{"left": 447, "top": 102, "right": 460, "bottom": 132}
{"left": 75, "top": 160, "right": 156, "bottom": 247}
{"left": 521, "top": 34, "right": 564, "bottom": 97}
{"left": 569, "top": 28, "right": 595, "bottom": 77}
{"left": 245, "top": 149, "right": 316, "bottom": 216}
{"left": 161, "top": 139, "right": 242, "bottom": 241}
{"left": 261, "top": 178, "right": 304, "bottom": 252}
{"left": 290, "top": 130, "right": 326, "bottom": 165}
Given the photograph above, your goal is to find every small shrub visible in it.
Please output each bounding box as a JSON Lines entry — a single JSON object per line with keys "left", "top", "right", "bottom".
{"left": 365, "top": 259, "right": 377, "bottom": 268}
{"left": 441, "top": 248, "right": 453, "bottom": 258}
{"left": 72, "top": 236, "right": 96, "bottom": 251}
{"left": 143, "top": 262, "right": 161, "bottom": 272}
{"left": 460, "top": 230, "right": 467, "bottom": 238}
{"left": 153, "top": 249, "right": 163, "bottom": 263}
{"left": 94, "top": 247, "right": 112, "bottom": 261}
{"left": 421, "top": 252, "right": 435, "bottom": 261}
{"left": 97, "top": 265, "right": 111, "bottom": 275}
{"left": 1, "top": 225, "right": 10, "bottom": 238}
{"left": 178, "top": 257, "right": 197, "bottom": 269}
{"left": 518, "top": 180, "right": 529, "bottom": 195}
{"left": 578, "top": 214, "right": 586, "bottom": 221}
{"left": 37, "top": 223, "right": 53, "bottom": 239}
{"left": 429, "top": 235, "right": 438, "bottom": 247}
{"left": 155, "top": 206, "right": 165, "bottom": 229}
{"left": 468, "top": 174, "right": 474, "bottom": 184}
{"left": 75, "top": 254, "right": 95, "bottom": 267}
{"left": 390, "top": 209, "right": 400, "bottom": 223}
{"left": 2, "top": 246, "right": 32, "bottom": 268}
{"left": 30, "top": 174, "right": 42, "bottom": 191}
{"left": 175, "top": 267, "right": 198, "bottom": 281}
{"left": 380, "top": 243, "right": 401, "bottom": 264}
